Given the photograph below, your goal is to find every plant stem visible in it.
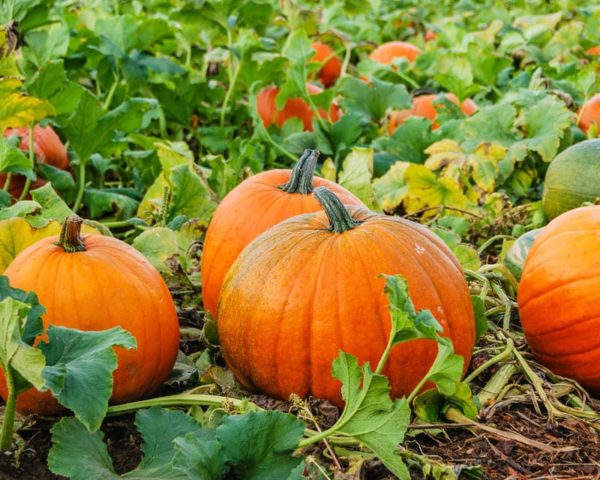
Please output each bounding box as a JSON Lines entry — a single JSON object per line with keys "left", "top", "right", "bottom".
{"left": 103, "top": 73, "right": 120, "bottom": 110}
{"left": 477, "top": 234, "right": 513, "bottom": 255}
{"left": 72, "top": 160, "right": 87, "bottom": 212}
{"left": 18, "top": 126, "right": 35, "bottom": 201}
{"left": 106, "top": 393, "right": 251, "bottom": 415}
{"left": 220, "top": 57, "right": 243, "bottom": 128}
{"left": 464, "top": 337, "right": 514, "bottom": 384}
{"left": 0, "top": 367, "right": 16, "bottom": 451}
{"left": 55, "top": 215, "right": 86, "bottom": 253}
{"left": 279, "top": 149, "right": 319, "bottom": 194}
{"left": 2, "top": 173, "right": 12, "bottom": 192}
{"left": 476, "top": 362, "right": 519, "bottom": 407}
{"left": 313, "top": 187, "right": 360, "bottom": 233}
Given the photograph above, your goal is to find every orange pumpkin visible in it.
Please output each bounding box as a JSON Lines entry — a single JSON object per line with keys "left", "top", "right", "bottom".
{"left": 201, "top": 150, "right": 364, "bottom": 318}
{"left": 2, "top": 125, "right": 69, "bottom": 199}
{"left": 0, "top": 216, "right": 180, "bottom": 415}
{"left": 586, "top": 46, "right": 600, "bottom": 55}
{"left": 217, "top": 187, "right": 475, "bottom": 406}
{"left": 388, "top": 93, "right": 478, "bottom": 134}
{"left": 578, "top": 94, "right": 600, "bottom": 134}
{"left": 370, "top": 41, "right": 421, "bottom": 65}
{"left": 311, "top": 42, "right": 342, "bottom": 88}
{"left": 424, "top": 30, "right": 437, "bottom": 42}
{"left": 518, "top": 206, "right": 600, "bottom": 394}
{"left": 256, "top": 84, "right": 340, "bottom": 131}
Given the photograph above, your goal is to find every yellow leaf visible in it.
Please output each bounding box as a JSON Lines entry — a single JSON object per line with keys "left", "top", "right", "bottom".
{"left": 424, "top": 139, "right": 468, "bottom": 171}
{"left": 0, "top": 218, "right": 99, "bottom": 274}
{"left": 0, "top": 93, "right": 56, "bottom": 130}
{"left": 321, "top": 158, "right": 337, "bottom": 182}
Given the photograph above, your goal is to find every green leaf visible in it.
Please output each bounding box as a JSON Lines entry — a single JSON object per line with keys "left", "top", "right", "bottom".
{"left": 375, "top": 117, "right": 438, "bottom": 164}
{"left": 48, "top": 417, "right": 118, "bottom": 480}
{"left": 471, "top": 296, "right": 488, "bottom": 341}
{"left": 132, "top": 227, "right": 179, "bottom": 274}
{"left": 339, "top": 77, "right": 411, "bottom": 122}
{"left": 276, "top": 29, "right": 316, "bottom": 109}
{"left": 0, "top": 136, "right": 34, "bottom": 178}
{"left": 331, "top": 353, "right": 411, "bottom": 479}
{"left": 83, "top": 188, "right": 140, "bottom": 220}
{"left": 372, "top": 161, "right": 410, "bottom": 211}
{"left": 30, "top": 183, "right": 73, "bottom": 225}
{"left": 125, "top": 407, "right": 203, "bottom": 479}
{"left": 454, "top": 244, "right": 481, "bottom": 271}
{"left": 173, "top": 431, "right": 227, "bottom": 480}
{"left": 218, "top": 411, "right": 305, "bottom": 480}
{"left": 0, "top": 297, "right": 46, "bottom": 391}
{"left": 39, "top": 326, "right": 136, "bottom": 432}
{"left": 463, "top": 104, "right": 517, "bottom": 149}
{"left": 338, "top": 147, "right": 379, "bottom": 210}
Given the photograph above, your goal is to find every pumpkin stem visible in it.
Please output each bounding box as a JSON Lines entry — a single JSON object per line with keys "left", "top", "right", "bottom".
{"left": 313, "top": 187, "right": 360, "bottom": 233}
{"left": 55, "top": 215, "right": 86, "bottom": 253}
{"left": 279, "top": 149, "right": 320, "bottom": 194}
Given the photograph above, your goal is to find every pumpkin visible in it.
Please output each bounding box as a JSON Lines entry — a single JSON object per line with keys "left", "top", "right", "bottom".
{"left": 217, "top": 187, "right": 476, "bottom": 406}
{"left": 311, "top": 42, "right": 342, "bottom": 88}
{"left": 1, "top": 125, "right": 70, "bottom": 198}
{"left": 586, "top": 46, "right": 600, "bottom": 55}
{"left": 424, "top": 30, "right": 436, "bottom": 42}
{"left": 503, "top": 229, "right": 542, "bottom": 280}
{"left": 201, "top": 150, "right": 364, "bottom": 318}
{"left": 542, "top": 139, "right": 600, "bottom": 219}
{"left": 370, "top": 41, "right": 421, "bottom": 65}
{"left": 518, "top": 206, "right": 600, "bottom": 394}
{"left": 578, "top": 94, "right": 600, "bottom": 134}
{"left": 388, "top": 93, "right": 478, "bottom": 134}
{"left": 256, "top": 84, "right": 340, "bottom": 131}
{"left": 0, "top": 216, "right": 180, "bottom": 415}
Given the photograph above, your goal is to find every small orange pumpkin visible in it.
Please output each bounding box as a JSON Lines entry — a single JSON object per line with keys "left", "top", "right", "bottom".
{"left": 0, "top": 216, "right": 180, "bottom": 415}
{"left": 201, "top": 150, "right": 364, "bottom": 318}
{"left": 388, "top": 93, "right": 478, "bottom": 134}
{"left": 578, "top": 94, "right": 600, "bottom": 134}
{"left": 217, "top": 187, "right": 475, "bottom": 406}
{"left": 518, "top": 206, "right": 600, "bottom": 394}
{"left": 256, "top": 84, "right": 340, "bottom": 131}
{"left": 311, "top": 42, "right": 342, "bottom": 88}
{"left": 370, "top": 41, "right": 421, "bottom": 65}
{"left": 586, "top": 46, "right": 600, "bottom": 55}
{"left": 2, "top": 125, "right": 70, "bottom": 199}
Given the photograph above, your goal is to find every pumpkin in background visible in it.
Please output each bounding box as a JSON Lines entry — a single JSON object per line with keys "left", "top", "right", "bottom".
{"left": 578, "top": 94, "right": 600, "bottom": 134}
{"left": 388, "top": 93, "right": 478, "bottom": 134}
{"left": 201, "top": 150, "right": 364, "bottom": 318}
{"left": 424, "top": 30, "right": 437, "bottom": 42}
{"left": 0, "top": 216, "right": 180, "bottom": 415}
{"left": 217, "top": 187, "right": 475, "bottom": 407}
{"left": 1, "top": 125, "right": 70, "bottom": 198}
{"left": 518, "top": 206, "right": 600, "bottom": 394}
{"left": 542, "top": 140, "right": 600, "bottom": 219}
{"left": 311, "top": 42, "right": 342, "bottom": 88}
{"left": 256, "top": 84, "right": 340, "bottom": 131}
{"left": 586, "top": 46, "right": 600, "bottom": 55}
{"left": 370, "top": 41, "right": 421, "bottom": 65}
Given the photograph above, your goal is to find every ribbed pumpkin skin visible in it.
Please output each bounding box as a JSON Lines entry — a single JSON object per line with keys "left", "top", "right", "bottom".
{"left": 1, "top": 233, "right": 180, "bottom": 415}
{"left": 217, "top": 207, "right": 476, "bottom": 406}
{"left": 542, "top": 140, "right": 600, "bottom": 219}
{"left": 311, "top": 42, "right": 342, "bottom": 87}
{"left": 201, "top": 171, "right": 364, "bottom": 317}
{"left": 518, "top": 207, "right": 600, "bottom": 394}
{"left": 370, "top": 41, "right": 421, "bottom": 64}
{"left": 256, "top": 84, "right": 340, "bottom": 131}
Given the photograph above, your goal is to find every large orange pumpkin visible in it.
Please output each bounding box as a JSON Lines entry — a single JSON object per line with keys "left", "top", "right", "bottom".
{"left": 578, "top": 94, "right": 600, "bottom": 134}
{"left": 256, "top": 84, "right": 340, "bottom": 131}
{"left": 217, "top": 187, "right": 476, "bottom": 406}
{"left": 388, "top": 93, "right": 478, "bottom": 134}
{"left": 518, "top": 206, "right": 600, "bottom": 394}
{"left": 0, "top": 216, "right": 180, "bottom": 415}
{"left": 370, "top": 41, "right": 421, "bottom": 65}
{"left": 2, "top": 125, "right": 70, "bottom": 198}
{"left": 201, "top": 150, "right": 364, "bottom": 318}
{"left": 311, "top": 42, "right": 342, "bottom": 88}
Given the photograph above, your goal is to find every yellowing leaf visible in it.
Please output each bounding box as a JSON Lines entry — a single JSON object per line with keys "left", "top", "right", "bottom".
{"left": 0, "top": 218, "right": 99, "bottom": 274}
{"left": 404, "top": 165, "right": 471, "bottom": 215}
{"left": 0, "top": 93, "right": 56, "bottom": 130}
{"left": 338, "top": 147, "right": 380, "bottom": 210}
{"left": 372, "top": 161, "right": 410, "bottom": 212}
{"left": 321, "top": 158, "right": 337, "bottom": 182}
{"left": 424, "top": 139, "right": 468, "bottom": 171}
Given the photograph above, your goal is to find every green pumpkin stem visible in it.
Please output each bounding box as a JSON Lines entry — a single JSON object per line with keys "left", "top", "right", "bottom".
{"left": 313, "top": 187, "right": 360, "bottom": 233}
{"left": 56, "top": 215, "right": 86, "bottom": 253}
{"left": 279, "top": 149, "right": 320, "bottom": 194}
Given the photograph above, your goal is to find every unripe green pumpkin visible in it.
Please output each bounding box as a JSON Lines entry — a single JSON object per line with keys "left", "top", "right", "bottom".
{"left": 542, "top": 140, "right": 600, "bottom": 219}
